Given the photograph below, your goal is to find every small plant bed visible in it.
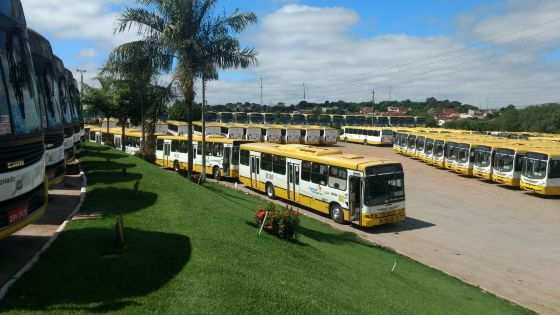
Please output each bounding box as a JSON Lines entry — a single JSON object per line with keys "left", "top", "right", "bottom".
{"left": 255, "top": 203, "right": 300, "bottom": 240}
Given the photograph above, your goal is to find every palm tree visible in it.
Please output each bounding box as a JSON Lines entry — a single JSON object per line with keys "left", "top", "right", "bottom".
{"left": 114, "top": 0, "right": 258, "bottom": 178}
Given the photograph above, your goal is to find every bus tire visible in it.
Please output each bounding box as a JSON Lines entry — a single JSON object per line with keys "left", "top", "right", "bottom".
{"left": 266, "top": 183, "right": 275, "bottom": 199}
{"left": 330, "top": 203, "right": 345, "bottom": 224}
{"left": 173, "top": 160, "right": 180, "bottom": 172}
{"left": 213, "top": 166, "right": 221, "bottom": 180}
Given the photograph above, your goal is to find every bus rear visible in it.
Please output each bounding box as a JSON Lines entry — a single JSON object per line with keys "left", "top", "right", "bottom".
{"left": 0, "top": 1, "right": 48, "bottom": 239}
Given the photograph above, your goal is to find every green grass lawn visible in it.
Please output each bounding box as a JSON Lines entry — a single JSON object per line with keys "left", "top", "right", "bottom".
{"left": 0, "top": 143, "right": 533, "bottom": 314}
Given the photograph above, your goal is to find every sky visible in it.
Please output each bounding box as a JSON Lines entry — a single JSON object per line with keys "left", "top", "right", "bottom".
{"left": 21, "top": 0, "right": 560, "bottom": 108}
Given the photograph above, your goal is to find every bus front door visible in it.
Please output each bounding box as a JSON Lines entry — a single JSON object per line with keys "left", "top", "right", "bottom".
{"left": 250, "top": 156, "right": 260, "bottom": 189}
{"left": 287, "top": 162, "right": 300, "bottom": 202}
{"left": 223, "top": 146, "right": 231, "bottom": 176}
{"left": 349, "top": 176, "right": 362, "bottom": 225}
{"left": 163, "top": 142, "right": 171, "bottom": 168}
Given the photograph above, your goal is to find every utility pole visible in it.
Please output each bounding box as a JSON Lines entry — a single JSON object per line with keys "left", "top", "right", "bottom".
{"left": 371, "top": 88, "right": 375, "bottom": 126}
{"left": 260, "top": 77, "right": 263, "bottom": 108}
{"left": 76, "top": 69, "right": 87, "bottom": 95}
{"left": 303, "top": 83, "right": 306, "bottom": 101}
{"left": 389, "top": 86, "right": 392, "bottom": 100}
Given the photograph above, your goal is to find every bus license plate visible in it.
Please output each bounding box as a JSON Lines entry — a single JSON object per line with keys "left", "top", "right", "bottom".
{"left": 8, "top": 207, "right": 28, "bottom": 224}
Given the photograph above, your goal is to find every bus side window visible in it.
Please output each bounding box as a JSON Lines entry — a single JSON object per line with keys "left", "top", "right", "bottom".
{"left": 240, "top": 150, "right": 249, "bottom": 166}
{"left": 549, "top": 160, "right": 560, "bottom": 178}
{"left": 156, "top": 139, "right": 163, "bottom": 151}
{"left": 301, "top": 161, "right": 311, "bottom": 181}
{"left": 272, "top": 155, "right": 286, "bottom": 175}
{"left": 311, "top": 163, "right": 328, "bottom": 186}
{"left": 261, "top": 153, "right": 273, "bottom": 171}
{"left": 328, "top": 166, "right": 347, "bottom": 191}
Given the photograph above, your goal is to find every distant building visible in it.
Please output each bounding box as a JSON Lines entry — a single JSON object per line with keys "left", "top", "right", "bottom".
{"left": 387, "top": 106, "right": 410, "bottom": 114}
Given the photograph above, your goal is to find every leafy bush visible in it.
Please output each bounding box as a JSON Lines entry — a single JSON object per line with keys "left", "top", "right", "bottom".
{"left": 255, "top": 203, "right": 300, "bottom": 240}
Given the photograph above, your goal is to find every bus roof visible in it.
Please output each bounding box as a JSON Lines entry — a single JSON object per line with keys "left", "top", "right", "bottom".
{"left": 525, "top": 147, "right": 560, "bottom": 158}
{"left": 240, "top": 143, "right": 399, "bottom": 171}
{"left": 157, "top": 134, "right": 249, "bottom": 144}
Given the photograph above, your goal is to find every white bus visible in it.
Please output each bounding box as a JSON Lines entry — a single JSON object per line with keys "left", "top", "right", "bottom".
{"left": 342, "top": 126, "right": 394, "bottom": 146}
{"left": 238, "top": 143, "right": 406, "bottom": 227}
{"left": 0, "top": 1, "right": 48, "bottom": 239}
{"left": 155, "top": 134, "right": 250, "bottom": 178}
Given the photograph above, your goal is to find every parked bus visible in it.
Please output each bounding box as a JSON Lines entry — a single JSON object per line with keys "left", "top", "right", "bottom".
{"left": 29, "top": 30, "right": 65, "bottom": 187}
{"left": 491, "top": 143, "right": 529, "bottom": 187}
{"left": 167, "top": 120, "right": 188, "bottom": 136}
{"left": 205, "top": 111, "right": 218, "bottom": 123}
{"left": 238, "top": 143, "right": 406, "bottom": 227}
{"left": 233, "top": 112, "right": 248, "bottom": 124}
{"left": 520, "top": 148, "right": 560, "bottom": 195}
{"left": 291, "top": 113, "right": 306, "bottom": 125}
{"left": 306, "top": 114, "right": 319, "bottom": 125}
{"left": 345, "top": 114, "right": 367, "bottom": 126}
{"left": 248, "top": 112, "right": 264, "bottom": 124}
{"left": 277, "top": 113, "right": 291, "bottom": 125}
{"left": 331, "top": 115, "right": 345, "bottom": 128}
{"left": 65, "top": 69, "right": 81, "bottom": 154}
{"left": 321, "top": 127, "right": 339, "bottom": 145}
{"left": 0, "top": 0, "right": 48, "bottom": 239}
{"left": 376, "top": 116, "right": 389, "bottom": 126}
{"left": 342, "top": 126, "right": 394, "bottom": 145}
{"left": 155, "top": 134, "right": 249, "bottom": 178}
{"left": 471, "top": 142, "right": 503, "bottom": 181}
{"left": 218, "top": 112, "right": 233, "bottom": 123}
{"left": 53, "top": 56, "right": 74, "bottom": 162}
{"left": 193, "top": 121, "right": 221, "bottom": 136}
{"left": 319, "top": 114, "right": 332, "bottom": 126}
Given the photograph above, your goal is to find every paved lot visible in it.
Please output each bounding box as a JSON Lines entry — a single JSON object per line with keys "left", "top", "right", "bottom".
{"left": 0, "top": 174, "right": 82, "bottom": 289}
{"left": 217, "top": 143, "right": 559, "bottom": 314}
{"left": 334, "top": 143, "right": 560, "bottom": 315}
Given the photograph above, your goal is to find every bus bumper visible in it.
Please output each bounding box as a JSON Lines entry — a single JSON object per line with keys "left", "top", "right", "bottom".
{"left": 520, "top": 182, "right": 560, "bottom": 195}
{"left": 473, "top": 170, "right": 492, "bottom": 181}
{"left": 361, "top": 208, "right": 406, "bottom": 227}
{"left": 493, "top": 175, "right": 520, "bottom": 187}
{"left": 0, "top": 181, "right": 48, "bottom": 240}
{"left": 47, "top": 160, "right": 66, "bottom": 188}
{"left": 455, "top": 165, "right": 472, "bottom": 176}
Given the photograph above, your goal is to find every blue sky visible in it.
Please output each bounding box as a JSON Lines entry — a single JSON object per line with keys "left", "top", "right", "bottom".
{"left": 21, "top": 0, "right": 560, "bottom": 107}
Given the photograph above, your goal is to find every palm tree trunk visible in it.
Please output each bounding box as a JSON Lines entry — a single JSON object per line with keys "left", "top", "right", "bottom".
{"left": 183, "top": 67, "right": 195, "bottom": 179}
{"left": 201, "top": 77, "right": 207, "bottom": 181}
{"left": 121, "top": 123, "right": 126, "bottom": 152}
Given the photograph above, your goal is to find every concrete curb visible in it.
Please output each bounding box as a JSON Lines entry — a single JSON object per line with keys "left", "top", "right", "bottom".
{"left": 0, "top": 171, "right": 87, "bottom": 302}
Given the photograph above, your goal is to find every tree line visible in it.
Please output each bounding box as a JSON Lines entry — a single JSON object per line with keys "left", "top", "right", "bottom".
{"left": 445, "top": 103, "right": 560, "bottom": 133}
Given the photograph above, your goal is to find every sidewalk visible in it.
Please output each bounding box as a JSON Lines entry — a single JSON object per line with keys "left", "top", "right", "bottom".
{"left": 0, "top": 172, "right": 84, "bottom": 289}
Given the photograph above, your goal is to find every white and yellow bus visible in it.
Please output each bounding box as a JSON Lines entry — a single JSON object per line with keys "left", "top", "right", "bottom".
{"left": 155, "top": 134, "right": 250, "bottom": 178}
{"left": 342, "top": 126, "right": 394, "bottom": 146}
{"left": 471, "top": 141, "right": 506, "bottom": 181}
{"left": 238, "top": 143, "right": 406, "bottom": 227}
{"left": 520, "top": 148, "right": 560, "bottom": 195}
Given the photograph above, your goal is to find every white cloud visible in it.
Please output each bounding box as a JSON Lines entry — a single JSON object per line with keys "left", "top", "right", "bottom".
{"left": 469, "top": 0, "right": 560, "bottom": 50}
{"left": 200, "top": 4, "right": 560, "bottom": 107}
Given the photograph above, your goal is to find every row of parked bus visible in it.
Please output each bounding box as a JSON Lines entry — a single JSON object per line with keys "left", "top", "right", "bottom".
{"left": 205, "top": 112, "right": 426, "bottom": 128}
{"left": 393, "top": 129, "right": 560, "bottom": 196}
{"left": 86, "top": 127, "right": 407, "bottom": 228}
{"left": 0, "top": 0, "right": 83, "bottom": 240}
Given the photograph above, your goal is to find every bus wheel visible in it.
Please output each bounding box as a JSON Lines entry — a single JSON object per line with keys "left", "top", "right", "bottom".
{"left": 213, "top": 166, "right": 221, "bottom": 180}
{"left": 330, "top": 203, "right": 344, "bottom": 224}
{"left": 173, "top": 160, "right": 180, "bottom": 172}
{"left": 266, "top": 183, "right": 275, "bottom": 199}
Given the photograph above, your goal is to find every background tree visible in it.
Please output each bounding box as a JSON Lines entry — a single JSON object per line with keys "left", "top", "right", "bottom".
{"left": 115, "top": 0, "right": 257, "bottom": 178}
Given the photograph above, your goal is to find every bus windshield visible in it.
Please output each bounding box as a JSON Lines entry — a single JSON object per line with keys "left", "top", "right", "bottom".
{"left": 249, "top": 113, "right": 264, "bottom": 124}
{"left": 474, "top": 147, "right": 491, "bottom": 167}
{"left": 425, "top": 139, "right": 434, "bottom": 154}
{"left": 434, "top": 141, "right": 445, "bottom": 157}
{"left": 494, "top": 149, "right": 515, "bottom": 172}
{"left": 292, "top": 114, "right": 305, "bottom": 125}
{"left": 235, "top": 113, "right": 248, "bottom": 124}
{"left": 364, "top": 165, "right": 405, "bottom": 206}
{"left": 457, "top": 144, "right": 470, "bottom": 163}
{"left": 220, "top": 112, "right": 233, "bottom": 123}
{"left": 407, "top": 135, "right": 416, "bottom": 149}
{"left": 0, "top": 29, "right": 42, "bottom": 136}
{"left": 277, "top": 114, "right": 291, "bottom": 124}
{"left": 416, "top": 137, "right": 425, "bottom": 152}
{"left": 523, "top": 153, "right": 548, "bottom": 180}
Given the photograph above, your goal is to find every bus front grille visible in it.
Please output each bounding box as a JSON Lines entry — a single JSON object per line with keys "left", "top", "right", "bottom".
{"left": 0, "top": 140, "right": 45, "bottom": 173}
{"left": 0, "top": 183, "right": 46, "bottom": 229}
{"left": 45, "top": 133, "right": 64, "bottom": 148}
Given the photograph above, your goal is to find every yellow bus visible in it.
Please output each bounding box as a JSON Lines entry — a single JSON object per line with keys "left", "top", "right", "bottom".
{"left": 520, "top": 147, "right": 560, "bottom": 195}
{"left": 155, "top": 134, "right": 250, "bottom": 178}
{"left": 471, "top": 141, "right": 507, "bottom": 181}
{"left": 238, "top": 143, "right": 406, "bottom": 227}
